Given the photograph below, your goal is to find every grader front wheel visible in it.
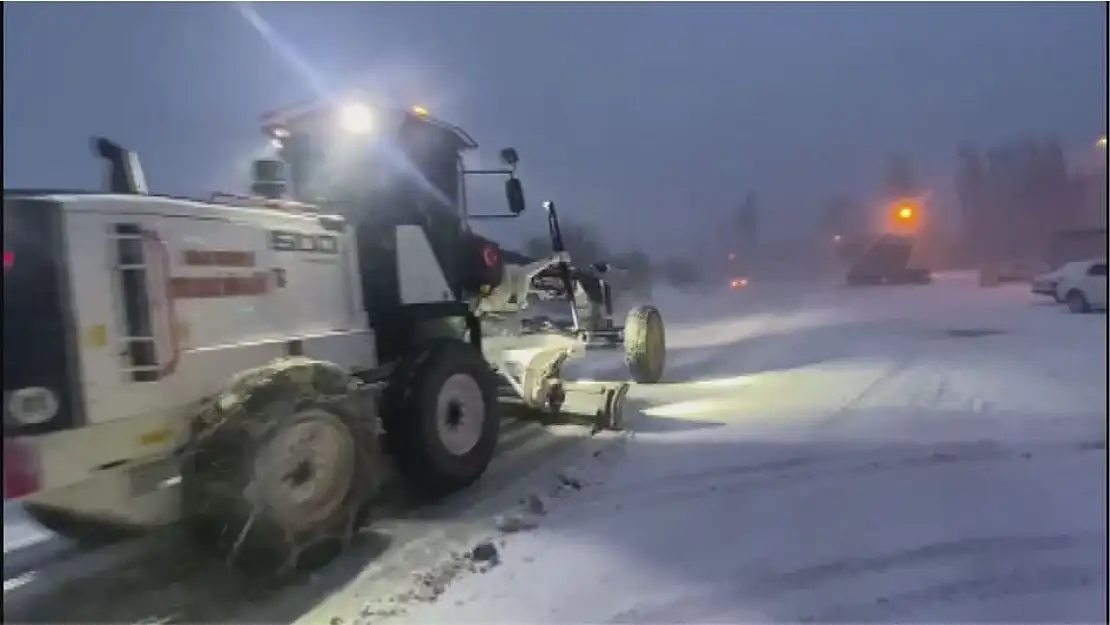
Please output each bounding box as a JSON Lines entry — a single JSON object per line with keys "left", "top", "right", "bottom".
{"left": 385, "top": 339, "right": 501, "bottom": 498}
{"left": 624, "top": 305, "right": 666, "bottom": 384}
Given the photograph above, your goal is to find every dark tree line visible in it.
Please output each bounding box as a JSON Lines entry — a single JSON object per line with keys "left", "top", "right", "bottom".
{"left": 821, "top": 195, "right": 858, "bottom": 237}
{"left": 884, "top": 151, "right": 919, "bottom": 198}
{"left": 817, "top": 151, "right": 918, "bottom": 241}
{"left": 518, "top": 134, "right": 1095, "bottom": 286}
{"left": 813, "top": 140, "right": 1096, "bottom": 268}
{"left": 737, "top": 190, "right": 759, "bottom": 246}
{"left": 955, "top": 136, "right": 1074, "bottom": 263}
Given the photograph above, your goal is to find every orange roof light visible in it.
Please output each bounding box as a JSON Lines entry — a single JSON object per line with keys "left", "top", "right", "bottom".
{"left": 897, "top": 206, "right": 914, "bottom": 220}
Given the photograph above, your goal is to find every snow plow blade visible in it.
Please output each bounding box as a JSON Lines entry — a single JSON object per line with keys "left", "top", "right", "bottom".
{"left": 489, "top": 336, "right": 631, "bottom": 432}
{"left": 498, "top": 380, "right": 630, "bottom": 432}
{"left": 560, "top": 378, "right": 631, "bottom": 432}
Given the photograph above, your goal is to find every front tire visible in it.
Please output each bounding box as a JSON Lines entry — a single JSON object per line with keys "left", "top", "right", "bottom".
{"left": 624, "top": 305, "right": 666, "bottom": 384}
{"left": 1066, "top": 290, "right": 1091, "bottom": 314}
{"left": 386, "top": 339, "right": 500, "bottom": 497}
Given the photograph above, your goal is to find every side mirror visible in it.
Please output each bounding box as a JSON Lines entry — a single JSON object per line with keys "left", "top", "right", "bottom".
{"left": 251, "top": 159, "right": 287, "bottom": 199}
{"left": 499, "top": 147, "right": 519, "bottom": 167}
{"left": 505, "top": 178, "right": 526, "bottom": 215}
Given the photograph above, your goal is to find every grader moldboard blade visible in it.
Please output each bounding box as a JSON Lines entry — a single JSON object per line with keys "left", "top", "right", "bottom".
{"left": 487, "top": 333, "right": 630, "bottom": 432}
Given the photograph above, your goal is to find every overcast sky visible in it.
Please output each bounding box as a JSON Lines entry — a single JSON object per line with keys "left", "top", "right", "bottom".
{"left": 3, "top": 2, "right": 1106, "bottom": 250}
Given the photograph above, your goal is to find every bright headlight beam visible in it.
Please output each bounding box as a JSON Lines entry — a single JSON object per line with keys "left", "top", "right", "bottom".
{"left": 233, "top": 3, "right": 330, "bottom": 98}
{"left": 338, "top": 102, "right": 373, "bottom": 134}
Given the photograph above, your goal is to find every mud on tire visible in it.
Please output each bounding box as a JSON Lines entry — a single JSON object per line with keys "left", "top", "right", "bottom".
{"left": 624, "top": 304, "right": 666, "bottom": 384}
{"left": 180, "top": 358, "right": 381, "bottom": 574}
{"left": 385, "top": 339, "right": 500, "bottom": 498}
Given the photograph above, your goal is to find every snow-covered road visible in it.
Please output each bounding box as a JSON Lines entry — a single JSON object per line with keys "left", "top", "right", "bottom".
{"left": 365, "top": 273, "right": 1107, "bottom": 624}
{"left": 5, "top": 275, "right": 1105, "bottom": 624}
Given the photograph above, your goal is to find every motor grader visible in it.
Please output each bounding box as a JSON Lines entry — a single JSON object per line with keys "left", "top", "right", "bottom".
{"left": 2, "top": 100, "right": 665, "bottom": 572}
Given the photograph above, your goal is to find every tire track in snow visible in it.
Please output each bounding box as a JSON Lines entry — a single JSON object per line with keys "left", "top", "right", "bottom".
{"left": 581, "top": 337, "right": 942, "bottom": 513}
{"left": 805, "top": 318, "right": 948, "bottom": 434}
{"left": 561, "top": 438, "right": 1105, "bottom": 519}
{"left": 573, "top": 289, "right": 1086, "bottom": 519}
{"left": 802, "top": 564, "right": 1102, "bottom": 622}
{"left": 576, "top": 284, "right": 1104, "bottom": 624}
{"left": 608, "top": 534, "right": 1105, "bottom": 623}
{"left": 656, "top": 287, "right": 843, "bottom": 385}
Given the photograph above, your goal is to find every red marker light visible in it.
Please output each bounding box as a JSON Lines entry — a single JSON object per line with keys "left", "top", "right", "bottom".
{"left": 3, "top": 250, "right": 14, "bottom": 272}
{"left": 482, "top": 244, "right": 500, "bottom": 268}
{"left": 3, "top": 439, "right": 41, "bottom": 499}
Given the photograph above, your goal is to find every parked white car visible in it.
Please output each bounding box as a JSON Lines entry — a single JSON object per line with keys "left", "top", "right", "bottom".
{"left": 1050, "top": 259, "right": 1107, "bottom": 313}
{"left": 1031, "top": 261, "right": 1086, "bottom": 302}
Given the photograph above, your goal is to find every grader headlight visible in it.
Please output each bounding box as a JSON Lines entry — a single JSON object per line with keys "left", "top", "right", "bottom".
{"left": 337, "top": 102, "right": 374, "bottom": 135}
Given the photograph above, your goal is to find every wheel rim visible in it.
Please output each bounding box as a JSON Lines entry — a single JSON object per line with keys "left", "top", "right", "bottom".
{"left": 253, "top": 410, "right": 356, "bottom": 532}
{"left": 436, "top": 373, "right": 486, "bottom": 457}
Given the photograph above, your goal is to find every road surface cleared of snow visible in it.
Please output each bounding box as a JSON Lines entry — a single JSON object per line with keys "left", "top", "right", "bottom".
{"left": 335, "top": 273, "right": 1107, "bottom": 624}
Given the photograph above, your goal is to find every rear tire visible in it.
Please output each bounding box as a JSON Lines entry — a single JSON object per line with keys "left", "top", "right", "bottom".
{"left": 385, "top": 339, "right": 500, "bottom": 498}
{"left": 181, "top": 358, "right": 379, "bottom": 574}
{"left": 624, "top": 305, "right": 666, "bottom": 384}
{"left": 1066, "top": 290, "right": 1091, "bottom": 314}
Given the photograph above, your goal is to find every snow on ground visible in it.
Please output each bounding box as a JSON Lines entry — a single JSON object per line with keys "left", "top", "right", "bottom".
{"left": 5, "top": 275, "right": 1105, "bottom": 624}
{"left": 3, "top": 502, "right": 45, "bottom": 554}
{"left": 367, "top": 273, "right": 1107, "bottom": 624}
